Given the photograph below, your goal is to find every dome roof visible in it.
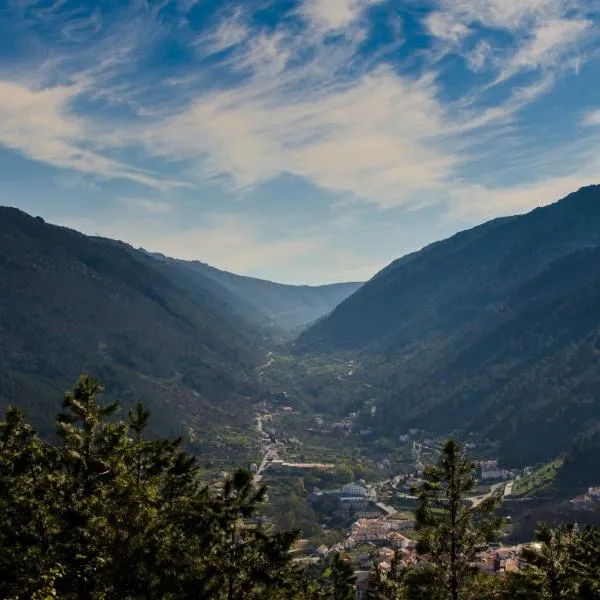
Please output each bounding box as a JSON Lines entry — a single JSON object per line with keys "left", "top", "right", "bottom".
{"left": 341, "top": 483, "right": 367, "bottom": 497}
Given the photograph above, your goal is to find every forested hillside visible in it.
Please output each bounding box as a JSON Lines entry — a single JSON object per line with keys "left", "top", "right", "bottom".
{"left": 298, "top": 185, "right": 600, "bottom": 354}
{"left": 372, "top": 250, "right": 600, "bottom": 465}
{"left": 297, "top": 186, "right": 600, "bottom": 467}
{"left": 0, "top": 207, "right": 261, "bottom": 461}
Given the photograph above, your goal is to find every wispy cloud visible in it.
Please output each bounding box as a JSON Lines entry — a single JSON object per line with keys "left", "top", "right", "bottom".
{"left": 582, "top": 109, "right": 600, "bottom": 125}
{"left": 494, "top": 18, "right": 592, "bottom": 84}
{"left": 1, "top": 0, "right": 600, "bottom": 216}
{"left": 119, "top": 197, "right": 173, "bottom": 215}
{"left": 300, "top": 0, "right": 383, "bottom": 31}
{"left": 0, "top": 79, "right": 182, "bottom": 190}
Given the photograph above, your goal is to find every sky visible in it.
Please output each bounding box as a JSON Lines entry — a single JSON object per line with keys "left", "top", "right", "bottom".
{"left": 1, "top": 0, "right": 600, "bottom": 284}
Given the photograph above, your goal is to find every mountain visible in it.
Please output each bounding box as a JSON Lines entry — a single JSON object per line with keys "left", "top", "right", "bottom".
{"left": 0, "top": 207, "right": 263, "bottom": 463}
{"left": 298, "top": 186, "right": 600, "bottom": 354}
{"left": 297, "top": 186, "right": 600, "bottom": 466}
{"left": 154, "top": 256, "right": 362, "bottom": 332}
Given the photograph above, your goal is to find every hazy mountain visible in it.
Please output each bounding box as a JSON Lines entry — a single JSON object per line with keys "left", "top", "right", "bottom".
{"left": 0, "top": 207, "right": 262, "bottom": 462}
{"left": 297, "top": 186, "right": 600, "bottom": 465}
{"left": 157, "top": 256, "right": 362, "bottom": 332}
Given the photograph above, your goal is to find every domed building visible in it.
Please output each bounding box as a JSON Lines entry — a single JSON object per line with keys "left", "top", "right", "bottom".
{"left": 341, "top": 483, "right": 368, "bottom": 497}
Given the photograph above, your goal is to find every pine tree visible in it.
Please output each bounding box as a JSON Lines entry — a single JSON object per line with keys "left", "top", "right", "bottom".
{"left": 412, "top": 439, "right": 503, "bottom": 600}
{"left": 510, "top": 524, "right": 600, "bottom": 600}
{"left": 0, "top": 407, "right": 63, "bottom": 598}
{"left": 366, "top": 550, "right": 405, "bottom": 599}
{"left": 323, "top": 553, "right": 357, "bottom": 600}
{"left": 571, "top": 525, "right": 600, "bottom": 599}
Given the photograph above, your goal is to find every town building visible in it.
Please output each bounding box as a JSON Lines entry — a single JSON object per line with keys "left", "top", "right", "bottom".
{"left": 587, "top": 486, "right": 600, "bottom": 499}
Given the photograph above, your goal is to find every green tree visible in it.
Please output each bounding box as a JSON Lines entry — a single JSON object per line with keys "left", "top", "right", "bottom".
{"left": 0, "top": 374, "right": 318, "bottom": 600}
{"left": 510, "top": 524, "right": 600, "bottom": 600}
{"left": 571, "top": 525, "right": 600, "bottom": 599}
{"left": 323, "top": 553, "right": 357, "bottom": 600}
{"left": 0, "top": 407, "right": 63, "bottom": 598}
{"left": 412, "top": 439, "right": 503, "bottom": 600}
{"left": 366, "top": 551, "right": 405, "bottom": 599}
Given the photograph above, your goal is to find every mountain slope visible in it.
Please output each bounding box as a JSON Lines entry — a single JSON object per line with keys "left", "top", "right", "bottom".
{"left": 297, "top": 186, "right": 600, "bottom": 465}
{"left": 167, "top": 258, "right": 362, "bottom": 332}
{"left": 0, "top": 207, "right": 262, "bottom": 462}
{"left": 298, "top": 185, "right": 600, "bottom": 354}
{"left": 378, "top": 248, "right": 600, "bottom": 465}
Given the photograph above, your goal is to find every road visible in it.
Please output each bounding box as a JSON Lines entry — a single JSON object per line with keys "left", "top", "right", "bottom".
{"left": 253, "top": 413, "right": 277, "bottom": 485}
{"left": 257, "top": 351, "right": 275, "bottom": 375}
{"left": 469, "top": 481, "right": 512, "bottom": 507}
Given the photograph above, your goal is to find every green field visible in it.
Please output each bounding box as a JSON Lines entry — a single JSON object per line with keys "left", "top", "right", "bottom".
{"left": 511, "top": 459, "right": 564, "bottom": 497}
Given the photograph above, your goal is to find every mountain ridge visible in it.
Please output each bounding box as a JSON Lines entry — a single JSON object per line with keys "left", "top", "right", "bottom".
{"left": 150, "top": 253, "right": 363, "bottom": 333}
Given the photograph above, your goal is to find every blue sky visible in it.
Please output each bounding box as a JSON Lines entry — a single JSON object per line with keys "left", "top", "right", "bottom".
{"left": 1, "top": 0, "right": 600, "bottom": 284}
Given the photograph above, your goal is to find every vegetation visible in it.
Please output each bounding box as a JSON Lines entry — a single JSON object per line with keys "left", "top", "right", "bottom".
{"left": 296, "top": 186, "right": 600, "bottom": 469}
{"left": 0, "top": 207, "right": 267, "bottom": 464}
{"left": 0, "top": 207, "right": 361, "bottom": 466}
{"left": 1, "top": 391, "right": 599, "bottom": 600}
{"left": 0, "top": 374, "right": 323, "bottom": 599}
{"left": 512, "top": 459, "right": 564, "bottom": 497}
{"left": 411, "top": 439, "right": 503, "bottom": 600}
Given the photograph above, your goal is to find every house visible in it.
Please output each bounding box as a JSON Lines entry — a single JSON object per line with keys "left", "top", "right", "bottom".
{"left": 587, "top": 486, "right": 600, "bottom": 500}
{"left": 355, "top": 571, "right": 371, "bottom": 600}
{"left": 378, "top": 561, "right": 391, "bottom": 574}
{"left": 481, "top": 465, "right": 511, "bottom": 481}
{"left": 389, "top": 533, "right": 412, "bottom": 549}
{"left": 571, "top": 495, "right": 593, "bottom": 510}
{"left": 377, "top": 547, "right": 395, "bottom": 562}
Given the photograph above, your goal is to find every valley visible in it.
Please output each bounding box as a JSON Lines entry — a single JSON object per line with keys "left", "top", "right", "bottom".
{"left": 3, "top": 186, "right": 600, "bottom": 554}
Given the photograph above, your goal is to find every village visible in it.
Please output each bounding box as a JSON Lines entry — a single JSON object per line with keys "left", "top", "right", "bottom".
{"left": 249, "top": 403, "right": 593, "bottom": 596}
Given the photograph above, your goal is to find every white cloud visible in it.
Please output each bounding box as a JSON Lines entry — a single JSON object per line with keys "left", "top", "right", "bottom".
{"left": 119, "top": 197, "right": 173, "bottom": 215}
{"left": 447, "top": 173, "right": 600, "bottom": 221}
{"left": 62, "top": 213, "right": 331, "bottom": 282}
{"left": 144, "top": 218, "right": 326, "bottom": 274}
{"left": 2, "top": 0, "right": 599, "bottom": 221}
{"left": 136, "top": 67, "right": 458, "bottom": 209}
{"left": 425, "top": 11, "right": 471, "bottom": 44}
{"left": 427, "top": 0, "right": 594, "bottom": 86}
{"left": 466, "top": 40, "right": 492, "bottom": 71}
{"left": 430, "top": 0, "right": 578, "bottom": 33}
{"left": 496, "top": 18, "right": 591, "bottom": 83}
{"left": 300, "top": 0, "right": 382, "bottom": 31}
{"left": 582, "top": 109, "right": 600, "bottom": 126}
{"left": 0, "top": 79, "right": 184, "bottom": 190}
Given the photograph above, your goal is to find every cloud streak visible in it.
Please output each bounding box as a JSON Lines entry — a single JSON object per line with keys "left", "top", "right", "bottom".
{"left": 1, "top": 0, "right": 600, "bottom": 216}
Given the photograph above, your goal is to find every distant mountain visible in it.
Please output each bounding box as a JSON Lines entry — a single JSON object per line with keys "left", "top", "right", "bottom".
{"left": 297, "top": 186, "right": 600, "bottom": 465}
{"left": 0, "top": 207, "right": 263, "bottom": 463}
{"left": 153, "top": 255, "right": 362, "bottom": 332}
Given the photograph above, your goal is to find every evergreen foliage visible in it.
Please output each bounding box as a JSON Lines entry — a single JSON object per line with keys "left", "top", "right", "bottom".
{"left": 1, "top": 385, "right": 599, "bottom": 600}
{"left": 411, "top": 440, "right": 503, "bottom": 600}
{"left": 0, "top": 375, "right": 313, "bottom": 600}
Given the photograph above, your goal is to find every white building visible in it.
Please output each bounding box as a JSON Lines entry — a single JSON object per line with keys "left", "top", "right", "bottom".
{"left": 587, "top": 487, "right": 600, "bottom": 499}
{"left": 341, "top": 483, "right": 368, "bottom": 497}
{"left": 481, "top": 468, "right": 511, "bottom": 481}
